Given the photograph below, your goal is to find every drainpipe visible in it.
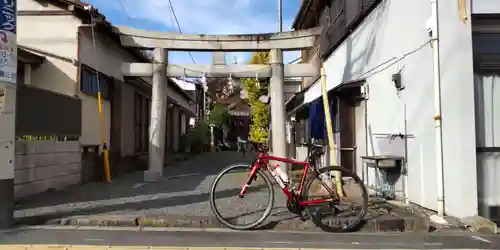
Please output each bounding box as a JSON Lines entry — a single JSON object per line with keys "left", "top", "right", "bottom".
{"left": 429, "top": 0, "right": 445, "bottom": 216}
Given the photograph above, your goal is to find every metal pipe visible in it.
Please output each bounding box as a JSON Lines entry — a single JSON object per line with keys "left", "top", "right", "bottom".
{"left": 403, "top": 104, "right": 409, "bottom": 205}
{"left": 430, "top": 0, "right": 445, "bottom": 216}
{"left": 364, "top": 91, "right": 368, "bottom": 183}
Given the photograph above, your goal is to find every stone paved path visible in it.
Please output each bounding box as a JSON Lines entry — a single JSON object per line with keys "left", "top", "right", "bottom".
{"left": 14, "top": 152, "right": 308, "bottom": 229}
{"left": 13, "top": 151, "right": 427, "bottom": 232}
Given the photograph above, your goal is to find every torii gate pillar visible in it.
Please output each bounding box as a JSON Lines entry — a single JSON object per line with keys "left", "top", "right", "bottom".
{"left": 269, "top": 49, "right": 288, "bottom": 181}
{"left": 145, "top": 48, "right": 168, "bottom": 182}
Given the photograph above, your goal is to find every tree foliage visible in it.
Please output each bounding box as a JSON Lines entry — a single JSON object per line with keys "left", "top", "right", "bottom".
{"left": 206, "top": 77, "right": 233, "bottom": 101}
{"left": 208, "top": 103, "right": 231, "bottom": 128}
{"left": 249, "top": 52, "right": 270, "bottom": 64}
{"left": 241, "top": 52, "right": 270, "bottom": 143}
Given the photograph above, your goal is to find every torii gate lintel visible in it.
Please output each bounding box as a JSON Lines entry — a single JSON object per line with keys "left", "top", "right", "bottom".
{"left": 113, "top": 26, "right": 321, "bottom": 51}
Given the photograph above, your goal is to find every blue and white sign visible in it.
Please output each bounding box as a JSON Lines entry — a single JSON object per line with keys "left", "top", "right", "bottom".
{"left": 0, "top": 0, "right": 16, "bottom": 85}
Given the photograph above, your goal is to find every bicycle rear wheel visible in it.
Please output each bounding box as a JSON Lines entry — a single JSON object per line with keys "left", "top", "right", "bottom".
{"left": 303, "top": 166, "right": 368, "bottom": 232}
{"left": 209, "top": 164, "right": 274, "bottom": 230}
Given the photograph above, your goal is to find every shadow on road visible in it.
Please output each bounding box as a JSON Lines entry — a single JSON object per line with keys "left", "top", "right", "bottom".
{"left": 15, "top": 152, "right": 262, "bottom": 224}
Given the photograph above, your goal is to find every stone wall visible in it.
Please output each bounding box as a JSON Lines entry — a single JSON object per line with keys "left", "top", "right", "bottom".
{"left": 14, "top": 140, "right": 81, "bottom": 199}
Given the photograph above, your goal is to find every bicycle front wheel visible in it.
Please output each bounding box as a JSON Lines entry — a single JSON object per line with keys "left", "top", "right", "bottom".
{"left": 209, "top": 164, "right": 274, "bottom": 230}
{"left": 303, "top": 166, "right": 368, "bottom": 232}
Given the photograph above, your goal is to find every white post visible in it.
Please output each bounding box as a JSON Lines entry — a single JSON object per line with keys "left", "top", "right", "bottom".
{"left": 145, "top": 48, "right": 168, "bottom": 182}
{"left": 270, "top": 49, "right": 288, "bottom": 182}
{"left": 210, "top": 124, "right": 215, "bottom": 152}
{"left": 0, "top": 0, "right": 17, "bottom": 229}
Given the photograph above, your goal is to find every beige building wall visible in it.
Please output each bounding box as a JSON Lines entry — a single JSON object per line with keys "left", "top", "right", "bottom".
{"left": 78, "top": 29, "right": 115, "bottom": 148}
{"left": 17, "top": 0, "right": 80, "bottom": 97}
{"left": 16, "top": 0, "right": 195, "bottom": 160}
{"left": 16, "top": 0, "right": 148, "bottom": 154}
{"left": 79, "top": 28, "right": 150, "bottom": 155}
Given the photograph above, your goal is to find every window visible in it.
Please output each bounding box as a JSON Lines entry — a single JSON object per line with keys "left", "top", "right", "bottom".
{"left": 134, "top": 92, "right": 151, "bottom": 153}
{"left": 80, "top": 65, "right": 111, "bottom": 100}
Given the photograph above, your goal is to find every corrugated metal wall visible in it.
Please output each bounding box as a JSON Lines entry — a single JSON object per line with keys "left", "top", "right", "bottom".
{"left": 474, "top": 74, "right": 500, "bottom": 224}
{"left": 472, "top": 25, "right": 500, "bottom": 223}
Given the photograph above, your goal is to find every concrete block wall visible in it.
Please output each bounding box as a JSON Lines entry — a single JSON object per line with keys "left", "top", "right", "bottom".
{"left": 14, "top": 140, "right": 82, "bottom": 200}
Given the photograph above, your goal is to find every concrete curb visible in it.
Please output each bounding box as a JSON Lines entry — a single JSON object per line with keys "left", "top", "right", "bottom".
{"left": 461, "top": 215, "right": 499, "bottom": 234}
{"left": 43, "top": 214, "right": 428, "bottom": 233}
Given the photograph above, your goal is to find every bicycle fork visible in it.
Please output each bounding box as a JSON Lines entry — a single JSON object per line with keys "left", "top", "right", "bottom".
{"left": 238, "top": 163, "right": 259, "bottom": 198}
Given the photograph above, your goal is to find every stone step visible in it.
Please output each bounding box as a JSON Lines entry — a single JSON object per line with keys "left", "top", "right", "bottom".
{"left": 35, "top": 212, "right": 428, "bottom": 233}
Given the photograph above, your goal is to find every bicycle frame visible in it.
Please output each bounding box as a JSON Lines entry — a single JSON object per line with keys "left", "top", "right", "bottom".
{"left": 239, "top": 151, "right": 338, "bottom": 207}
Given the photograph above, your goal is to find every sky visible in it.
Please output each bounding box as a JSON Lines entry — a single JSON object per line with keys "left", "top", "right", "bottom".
{"left": 85, "top": 0, "right": 302, "bottom": 65}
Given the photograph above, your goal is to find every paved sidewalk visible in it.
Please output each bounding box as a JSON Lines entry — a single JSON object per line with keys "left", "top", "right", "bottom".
{"left": 14, "top": 151, "right": 426, "bottom": 232}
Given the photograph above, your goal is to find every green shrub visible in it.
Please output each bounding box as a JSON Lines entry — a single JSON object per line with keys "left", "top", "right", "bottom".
{"left": 181, "top": 120, "right": 210, "bottom": 153}
{"left": 208, "top": 104, "right": 231, "bottom": 128}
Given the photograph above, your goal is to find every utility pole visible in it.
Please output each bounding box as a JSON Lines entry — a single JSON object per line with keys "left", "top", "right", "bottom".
{"left": 270, "top": 0, "right": 283, "bottom": 145}
{"left": 0, "top": 0, "right": 17, "bottom": 229}
{"left": 278, "top": 0, "right": 283, "bottom": 32}
{"left": 269, "top": 0, "right": 289, "bottom": 182}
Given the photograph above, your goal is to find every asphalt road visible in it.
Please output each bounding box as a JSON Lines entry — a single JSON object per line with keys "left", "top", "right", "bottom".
{"left": 0, "top": 226, "right": 499, "bottom": 249}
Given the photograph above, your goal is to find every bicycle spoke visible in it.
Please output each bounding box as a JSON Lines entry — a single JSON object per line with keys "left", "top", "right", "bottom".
{"left": 303, "top": 167, "right": 368, "bottom": 232}
{"left": 209, "top": 164, "right": 274, "bottom": 230}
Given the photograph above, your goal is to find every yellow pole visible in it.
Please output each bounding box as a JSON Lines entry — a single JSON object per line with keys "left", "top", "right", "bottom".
{"left": 458, "top": 0, "right": 468, "bottom": 23}
{"left": 320, "top": 67, "right": 344, "bottom": 197}
{"left": 97, "top": 91, "right": 112, "bottom": 183}
{"left": 88, "top": 10, "right": 111, "bottom": 183}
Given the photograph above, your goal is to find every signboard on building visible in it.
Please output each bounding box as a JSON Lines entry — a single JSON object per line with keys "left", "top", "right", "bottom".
{"left": 0, "top": 0, "right": 16, "bottom": 85}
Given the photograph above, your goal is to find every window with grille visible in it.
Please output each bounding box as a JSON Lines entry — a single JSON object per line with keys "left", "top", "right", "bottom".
{"left": 80, "top": 64, "right": 111, "bottom": 100}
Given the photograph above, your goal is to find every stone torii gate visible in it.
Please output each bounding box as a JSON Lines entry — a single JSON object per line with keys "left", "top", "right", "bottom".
{"left": 112, "top": 26, "right": 321, "bottom": 181}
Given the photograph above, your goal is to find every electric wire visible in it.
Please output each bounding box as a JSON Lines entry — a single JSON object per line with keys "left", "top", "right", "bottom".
{"left": 356, "top": 40, "right": 431, "bottom": 80}
{"left": 89, "top": 14, "right": 101, "bottom": 104}
{"left": 110, "top": 1, "right": 432, "bottom": 95}
{"left": 167, "top": 0, "right": 197, "bottom": 64}
{"left": 114, "top": 0, "right": 133, "bottom": 23}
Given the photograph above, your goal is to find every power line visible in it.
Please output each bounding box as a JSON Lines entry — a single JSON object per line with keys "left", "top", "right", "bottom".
{"left": 113, "top": 0, "right": 194, "bottom": 64}
{"left": 114, "top": 0, "right": 133, "bottom": 22}
{"left": 167, "top": 0, "right": 197, "bottom": 64}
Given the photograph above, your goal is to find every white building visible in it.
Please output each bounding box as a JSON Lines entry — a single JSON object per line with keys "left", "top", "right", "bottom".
{"left": 289, "top": 0, "right": 500, "bottom": 223}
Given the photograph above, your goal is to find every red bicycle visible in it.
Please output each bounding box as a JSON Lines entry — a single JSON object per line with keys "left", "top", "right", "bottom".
{"left": 209, "top": 141, "right": 368, "bottom": 232}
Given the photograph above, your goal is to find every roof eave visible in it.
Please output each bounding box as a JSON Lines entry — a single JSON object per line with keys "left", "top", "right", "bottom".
{"left": 51, "top": 0, "right": 150, "bottom": 63}
{"left": 292, "top": 0, "right": 313, "bottom": 30}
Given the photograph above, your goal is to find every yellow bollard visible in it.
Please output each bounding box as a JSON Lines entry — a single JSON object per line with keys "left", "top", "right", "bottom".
{"left": 97, "top": 91, "right": 112, "bottom": 183}
{"left": 458, "top": 0, "right": 468, "bottom": 23}
{"left": 320, "top": 67, "right": 344, "bottom": 197}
